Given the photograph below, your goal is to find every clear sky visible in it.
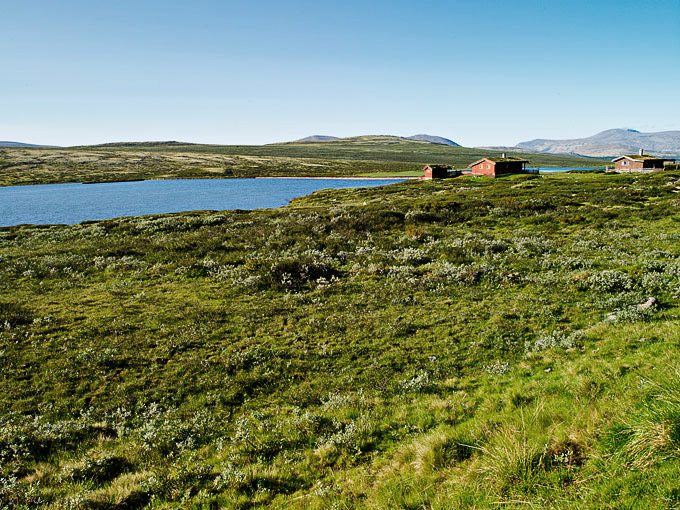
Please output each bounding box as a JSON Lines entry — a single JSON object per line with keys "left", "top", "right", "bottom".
{"left": 2, "top": 0, "right": 679, "bottom": 147}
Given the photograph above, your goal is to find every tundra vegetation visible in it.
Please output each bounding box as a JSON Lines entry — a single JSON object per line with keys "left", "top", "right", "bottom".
{"left": 0, "top": 137, "right": 609, "bottom": 185}
{"left": 1, "top": 169, "right": 680, "bottom": 508}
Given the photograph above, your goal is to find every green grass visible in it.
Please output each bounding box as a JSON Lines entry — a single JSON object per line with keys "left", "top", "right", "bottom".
{"left": 1, "top": 170, "right": 680, "bottom": 508}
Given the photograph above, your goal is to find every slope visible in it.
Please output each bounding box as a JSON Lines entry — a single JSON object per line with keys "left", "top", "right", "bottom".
{"left": 1, "top": 139, "right": 611, "bottom": 186}
{"left": 2, "top": 170, "right": 680, "bottom": 507}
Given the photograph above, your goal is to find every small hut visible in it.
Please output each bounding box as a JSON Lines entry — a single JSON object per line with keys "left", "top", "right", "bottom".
{"left": 612, "top": 149, "right": 664, "bottom": 172}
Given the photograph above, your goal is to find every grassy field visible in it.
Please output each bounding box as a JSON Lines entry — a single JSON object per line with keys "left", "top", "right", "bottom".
{"left": 2, "top": 169, "right": 680, "bottom": 508}
{"left": 0, "top": 137, "right": 610, "bottom": 186}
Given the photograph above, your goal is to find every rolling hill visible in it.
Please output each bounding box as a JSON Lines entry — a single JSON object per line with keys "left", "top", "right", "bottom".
{"left": 88, "top": 136, "right": 606, "bottom": 168}
{"left": 294, "top": 135, "right": 341, "bottom": 142}
{"left": 0, "top": 141, "right": 59, "bottom": 148}
{"left": 292, "top": 134, "right": 460, "bottom": 147}
{"left": 406, "top": 134, "right": 460, "bottom": 146}
{"left": 1, "top": 136, "right": 611, "bottom": 186}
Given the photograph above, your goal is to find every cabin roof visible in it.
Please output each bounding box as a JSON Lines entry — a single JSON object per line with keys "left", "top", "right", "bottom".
{"left": 468, "top": 156, "right": 528, "bottom": 167}
{"left": 612, "top": 155, "right": 664, "bottom": 162}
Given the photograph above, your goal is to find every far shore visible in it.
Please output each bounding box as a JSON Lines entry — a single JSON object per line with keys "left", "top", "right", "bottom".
{"left": 254, "top": 176, "right": 419, "bottom": 180}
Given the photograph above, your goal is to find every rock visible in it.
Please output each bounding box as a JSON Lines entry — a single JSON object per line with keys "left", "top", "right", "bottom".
{"left": 606, "top": 311, "right": 618, "bottom": 321}
{"left": 638, "top": 297, "right": 658, "bottom": 310}
{"left": 505, "top": 272, "right": 520, "bottom": 282}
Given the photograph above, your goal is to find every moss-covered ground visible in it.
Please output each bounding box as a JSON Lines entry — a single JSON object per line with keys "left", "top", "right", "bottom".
{"left": 2, "top": 170, "right": 680, "bottom": 508}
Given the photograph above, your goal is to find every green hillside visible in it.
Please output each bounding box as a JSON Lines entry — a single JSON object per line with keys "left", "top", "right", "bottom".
{"left": 82, "top": 135, "right": 611, "bottom": 167}
{"left": 2, "top": 170, "right": 680, "bottom": 508}
{"left": 0, "top": 138, "right": 610, "bottom": 186}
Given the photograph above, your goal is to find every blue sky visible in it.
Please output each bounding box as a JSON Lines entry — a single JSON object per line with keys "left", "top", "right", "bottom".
{"left": 2, "top": 0, "right": 679, "bottom": 147}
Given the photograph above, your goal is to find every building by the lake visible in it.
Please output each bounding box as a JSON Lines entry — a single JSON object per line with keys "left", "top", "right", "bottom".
{"left": 466, "top": 154, "right": 528, "bottom": 177}
{"left": 420, "top": 164, "right": 455, "bottom": 179}
{"left": 611, "top": 149, "right": 664, "bottom": 172}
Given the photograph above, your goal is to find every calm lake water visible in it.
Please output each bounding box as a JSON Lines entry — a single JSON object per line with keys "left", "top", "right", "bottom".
{"left": 532, "top": 166, "right": 606, "bottom": 173}
{"left": 0, "top": 178, "right": 404, "bottom": 227}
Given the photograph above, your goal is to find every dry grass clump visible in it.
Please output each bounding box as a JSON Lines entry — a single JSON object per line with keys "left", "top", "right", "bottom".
{"left": 612, "top": 369, "right": 680, "bottom": 469}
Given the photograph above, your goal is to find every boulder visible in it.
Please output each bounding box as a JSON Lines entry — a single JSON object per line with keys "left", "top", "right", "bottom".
{"left": 638, "top": 297, "right": 658, "bottom": 310}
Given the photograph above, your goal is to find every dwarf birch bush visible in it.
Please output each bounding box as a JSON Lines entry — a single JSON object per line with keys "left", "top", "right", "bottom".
{"left": 587, "top": 270, "right": 634, "bottom": 293}
{"left": 526, "top": 330, "right": 581, "bottom": 353}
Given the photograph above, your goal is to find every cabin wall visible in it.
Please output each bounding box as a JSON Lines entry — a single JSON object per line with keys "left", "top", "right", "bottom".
{"left": 615, "top": 159, "right": 664, "bottom": 172}
{"left": 431, "top": 167, "right": 449, "bottom": 178}
{"left": 615, "top": 160, "right": 639, "bottom": 171}
{"left": 642, "top": 159, "right": 664, "bottom": 169}
{"left": 494, "top": 161, "right": 525, "bottom": 175}
{"left": 422, "top": 166, "right": 450, "bottom": 179}
{"left": 469, "top": 161, "right": 496, "bottom": 176}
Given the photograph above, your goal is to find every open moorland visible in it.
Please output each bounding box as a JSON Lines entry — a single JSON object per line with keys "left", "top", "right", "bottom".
{"left": 2, "top": 169, "right": 680, "bottom": 508}
{"left": 0, "top": 137, "right": 610, "bottom": 186}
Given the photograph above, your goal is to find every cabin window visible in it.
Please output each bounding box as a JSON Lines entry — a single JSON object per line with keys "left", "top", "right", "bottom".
{"left": 622, "top": 161, "right": 628, "bottom": 166}
{"left": 486, "top": 164, "right": 490, "bottom": 169}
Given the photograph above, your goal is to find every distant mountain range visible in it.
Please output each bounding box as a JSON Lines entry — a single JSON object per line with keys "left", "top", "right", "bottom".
{"left": 4, "top": 129, "right": 679, "bottom": 157}
{"left": 294, "top": 134, "right": 460, "bottom": 146}
{"left": 294, "top": 129, "right": 679, "bottom": 158}
{"left": 0, "top": 141, "right": 59, "bottom": 148}
{"left": 514, "top": 129, "right": 680, "bottom": 158}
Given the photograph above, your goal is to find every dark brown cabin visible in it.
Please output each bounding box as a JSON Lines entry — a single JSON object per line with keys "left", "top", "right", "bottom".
{"left": 467, "top": 154, "right": 528, "bottom": 177}
{"left": 612, "top": 149, "right": 664, "bottom": 172}
{"left": 421, "top": 164, "right": 452, "bottom": 179}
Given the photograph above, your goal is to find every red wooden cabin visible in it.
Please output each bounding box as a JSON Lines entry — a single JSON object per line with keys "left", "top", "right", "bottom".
{"left": 467, "top": 154, "right": 528, "bottom": 177}
{"left": 612, "top": 149, "right": 664, "bottom": 172}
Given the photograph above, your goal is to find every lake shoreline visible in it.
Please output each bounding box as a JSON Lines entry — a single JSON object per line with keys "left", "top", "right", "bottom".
{"left": 255, "top": 176, "right": 420, "bottom": 180}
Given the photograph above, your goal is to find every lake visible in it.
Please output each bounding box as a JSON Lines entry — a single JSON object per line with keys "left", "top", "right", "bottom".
{"left": 0, "top": 178, "right": 405, "bottom": 227}
{"left": 532, "top": 166, "right": 606, "bottom": 173}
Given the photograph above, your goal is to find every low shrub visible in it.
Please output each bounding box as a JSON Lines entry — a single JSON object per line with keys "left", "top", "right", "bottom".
{"left": 526, "top": 330, "right": 581, "bottom": 353}
{"left": 587, "top": 270, "right": 633, "bottom": 293}
{"left": 0, "top": 476, "right": 43, "bottom": 509}
{"left": 0, "top": 301, "right": 32, "bottom": 328}
{"left": 264, "top": 257, "right": 338, "bottom": 290}
{"left": 61, "top": 452, "right": 130, "bottom": 484}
